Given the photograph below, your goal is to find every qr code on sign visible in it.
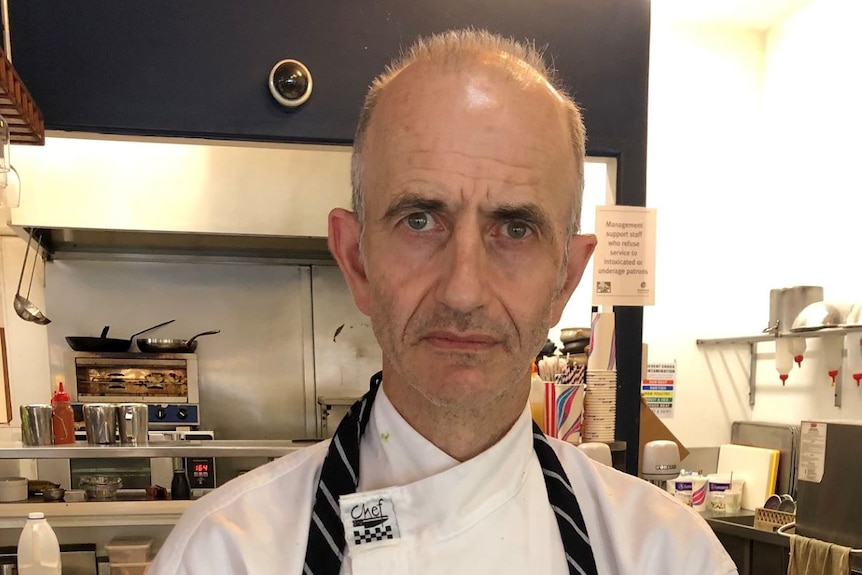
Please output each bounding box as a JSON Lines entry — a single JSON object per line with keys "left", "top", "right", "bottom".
{"left": 597, "top": 281, "right": 611, "bottom": 294}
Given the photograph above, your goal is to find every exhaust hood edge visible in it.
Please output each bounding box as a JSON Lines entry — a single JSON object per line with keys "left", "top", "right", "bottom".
{"left": 7, "top": 225, "right": 337, "bottom": 265}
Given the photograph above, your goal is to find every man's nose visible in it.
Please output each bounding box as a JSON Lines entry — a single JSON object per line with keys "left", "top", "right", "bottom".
{"left": 435, "top": 224, "right": 489, "bottom": 314}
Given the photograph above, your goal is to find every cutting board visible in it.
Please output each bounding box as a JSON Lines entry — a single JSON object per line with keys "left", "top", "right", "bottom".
{"left": 731, "top": 421, "right": 799, "bottom": 497}
{"left": 717, "top": 444, "right": 780, "bottom": 510}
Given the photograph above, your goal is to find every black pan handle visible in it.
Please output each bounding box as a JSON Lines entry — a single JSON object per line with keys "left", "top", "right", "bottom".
{"left": 128, "top": 319, "right": 176, "bottom": 340}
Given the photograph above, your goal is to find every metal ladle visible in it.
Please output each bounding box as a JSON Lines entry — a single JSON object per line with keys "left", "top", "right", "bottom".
{"left": 13, "top": 229, "right": 51, "bottom": 325}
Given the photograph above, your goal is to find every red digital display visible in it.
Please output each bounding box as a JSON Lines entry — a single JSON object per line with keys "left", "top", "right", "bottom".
{"left": 194, "top": 463, "right": 209, "bottom": 473}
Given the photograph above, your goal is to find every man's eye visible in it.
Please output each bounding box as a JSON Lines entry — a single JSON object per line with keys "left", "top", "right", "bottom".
{"left": 502, "top": 220, "right": 533, "bottom": 240}
{"left": 404, "top": 212, "right": 436, "bottom": 232}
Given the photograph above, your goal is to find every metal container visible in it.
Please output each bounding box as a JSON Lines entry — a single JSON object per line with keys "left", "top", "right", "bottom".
{"left": 791, "top": 300, "right": 854, "bottom": 332}
{"left": 79, "top": 475, "right": 122, "bottom": 500}
{"left": 20, "top": 404, "right": 53, "bottom": 446}
{"left": 767, "top": 286, "right": 824, "bottom": 333}
{"left": 116, "top": 403, "right": 148, "bottom": 445}
{"left": 83, "top": 403, "right": 118, "bottom": 445}
{"left": 42, "top": 486, "right": 66, "bottom": 502}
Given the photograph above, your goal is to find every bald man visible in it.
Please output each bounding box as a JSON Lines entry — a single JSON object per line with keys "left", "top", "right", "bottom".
{"left": 150, "top": 30, "right": 737, "bottom": 575}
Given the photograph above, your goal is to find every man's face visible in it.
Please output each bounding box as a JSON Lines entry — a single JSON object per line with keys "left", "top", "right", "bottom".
{"left": 332, "top": 60, "right": 595, "bottom": 410}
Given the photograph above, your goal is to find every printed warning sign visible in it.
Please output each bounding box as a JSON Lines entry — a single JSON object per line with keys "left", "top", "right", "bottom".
{"left": 592, "top": 206, "right": 656, "bottom": 306}
{"left": 642, "top": 361, "right": 675, "bottom": 418}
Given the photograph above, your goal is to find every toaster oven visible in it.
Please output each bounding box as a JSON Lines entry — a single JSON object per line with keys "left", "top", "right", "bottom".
{"left": 64, "top": 352, "right": 199, "bottom": 404}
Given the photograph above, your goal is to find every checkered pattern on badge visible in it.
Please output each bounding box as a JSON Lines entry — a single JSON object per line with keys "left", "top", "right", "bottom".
{"left": 353, "top": 524, "right": 395, "bottom": 545}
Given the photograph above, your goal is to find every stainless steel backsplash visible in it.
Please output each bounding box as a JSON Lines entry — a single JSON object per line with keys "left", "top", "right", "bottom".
{"left": 44, "top": 260, "right": 381, "bottom": 483}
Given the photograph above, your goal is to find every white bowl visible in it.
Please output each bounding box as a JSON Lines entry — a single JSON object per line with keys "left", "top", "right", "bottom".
{"left": 0, "top": 477, "right": 28, "bottom": 502}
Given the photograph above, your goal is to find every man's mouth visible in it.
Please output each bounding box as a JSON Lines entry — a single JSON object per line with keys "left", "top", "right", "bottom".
{"left": 422, "top": 331, "right": 500, "bottom": 351}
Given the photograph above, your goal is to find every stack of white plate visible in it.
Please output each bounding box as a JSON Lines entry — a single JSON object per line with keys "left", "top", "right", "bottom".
{"left": 583, "top": 370, "right": 616, "bottom": 442}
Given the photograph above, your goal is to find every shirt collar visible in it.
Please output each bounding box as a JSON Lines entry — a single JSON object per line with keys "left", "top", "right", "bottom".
{"left": 358, "top": 384, "right": 458, "bottom": 491}
{"left": 356, "top": 384, "right": 535, "bottom": 535}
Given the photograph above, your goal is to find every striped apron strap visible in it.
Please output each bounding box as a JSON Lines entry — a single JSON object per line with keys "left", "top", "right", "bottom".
{"left": 302, "top": 373, "right": 381, "bottom": 575}
{"left": 533, "top": 421, "right": 599, "bottom": 575}
{"left": 303, "top": 373, "right": 599, "bottom": 575}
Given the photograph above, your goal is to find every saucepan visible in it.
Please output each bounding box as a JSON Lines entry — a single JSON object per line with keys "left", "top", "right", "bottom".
{"left": 136, "top": 329, "right": 221, "bottom": 353}
{"left": 65, "top": 320, "right": 175, "bottom": 352}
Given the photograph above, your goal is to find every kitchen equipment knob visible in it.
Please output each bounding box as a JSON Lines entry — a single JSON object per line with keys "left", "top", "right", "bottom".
{"left": 177, "top": 408, "right": 188, "bottom": 420}
{"left": 268, "top": 59, "right": 313, "bottom": 108}
{"left": 155, "top": 407, "right": 167, "bottom": 420}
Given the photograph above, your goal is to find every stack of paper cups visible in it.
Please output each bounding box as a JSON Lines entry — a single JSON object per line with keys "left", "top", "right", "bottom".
{"left": 582, "top": 370, "right": 616, "bottom": 442}
{"left": 544, "top": 383, "right": 584, "bottom": 444}
{"left": 588, "top": 312, "right": 616, "bottom": 371}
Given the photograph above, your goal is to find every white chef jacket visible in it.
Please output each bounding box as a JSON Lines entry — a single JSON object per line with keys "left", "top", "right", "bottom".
{"left": 149, "top": 387, "right": 738, "bottom": 574}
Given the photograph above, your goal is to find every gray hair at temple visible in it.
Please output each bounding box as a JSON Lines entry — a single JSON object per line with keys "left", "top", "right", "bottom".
{"left": 350, "top": 28, "right": 587, "bottom": 238}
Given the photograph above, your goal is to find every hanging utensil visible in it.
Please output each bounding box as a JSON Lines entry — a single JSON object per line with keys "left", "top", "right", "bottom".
{"left": 13, "top": 229, "right": 50, "bottom": 325}
{"left": 25, "top": 234, "right": 43, "bottom": 302}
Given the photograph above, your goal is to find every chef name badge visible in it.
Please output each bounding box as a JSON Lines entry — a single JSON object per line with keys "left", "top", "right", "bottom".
{"left": 340, "top": 493, "right": 401, "bottom": 547}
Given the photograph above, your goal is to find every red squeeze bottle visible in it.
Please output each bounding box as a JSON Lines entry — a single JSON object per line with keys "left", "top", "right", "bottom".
{"left": 51, "top": 382, "right": 75, "bottom": 445}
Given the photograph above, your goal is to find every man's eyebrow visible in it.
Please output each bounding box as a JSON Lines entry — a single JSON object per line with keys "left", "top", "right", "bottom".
{"left": 381, "top": 194, "right": 448, "bottom": 221}
{"left": 489, "top": 203, "right": 553, "bottom": 234}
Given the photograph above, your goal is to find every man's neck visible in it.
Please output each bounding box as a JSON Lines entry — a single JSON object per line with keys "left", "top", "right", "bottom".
{"left": 381, "top": 374, "right": 528, "bottom": 462}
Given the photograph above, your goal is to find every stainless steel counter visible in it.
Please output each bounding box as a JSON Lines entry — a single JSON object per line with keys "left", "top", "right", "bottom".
{"left": 0, "top": 440, "right": 317, "bottom": 459}
{"left": 705, "top": 510, "right": 862, "bottom": 574}
{"left": 703, "top": 510, "right": 789, "bottom": 548}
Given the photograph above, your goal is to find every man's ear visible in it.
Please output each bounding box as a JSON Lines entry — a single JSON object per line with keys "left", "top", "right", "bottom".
{"left": 550, "top": 233, "right": 597, "bottom": 325}
{"left": 328, "top": 208, "right": 371, "bottom": 315}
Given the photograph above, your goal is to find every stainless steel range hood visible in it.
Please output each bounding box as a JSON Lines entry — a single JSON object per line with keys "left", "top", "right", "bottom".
{"left": 6, "top": 134, "right": 352, "bottom": 263}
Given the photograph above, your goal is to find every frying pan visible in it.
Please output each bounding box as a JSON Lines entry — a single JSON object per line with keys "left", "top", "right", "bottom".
{"left": 65, "top": 320, "right": 176, "bottom": 352}
{"left": 137, "top": 330, "right": 220, "bottom": 353}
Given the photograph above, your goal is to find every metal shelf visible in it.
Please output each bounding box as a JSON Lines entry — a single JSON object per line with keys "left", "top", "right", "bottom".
{"left": 696, "top": 327, "right": 862, "bottom": 407}
{"left": 0, "top": 439, "right": 314, "bottom": 459}
{"left": 0, "top": 496, "right": 192, "bottom": 528}
{"left": 697, "top": 326, "right": 862, "bottom": 346}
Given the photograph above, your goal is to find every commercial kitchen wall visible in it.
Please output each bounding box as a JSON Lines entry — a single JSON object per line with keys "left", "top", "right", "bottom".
{"left": 645, "top": 0, "right": 862, "bottom": 449}
{"left": 0, "top": 139, "right": 613, "bottom": 481}
{"left": 4, "top": 0, "right": 857, "bottom": 457}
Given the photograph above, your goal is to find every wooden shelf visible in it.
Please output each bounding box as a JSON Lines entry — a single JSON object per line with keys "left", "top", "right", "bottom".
{"left": 0, "top": 50, "right": 44, "bottom": 145}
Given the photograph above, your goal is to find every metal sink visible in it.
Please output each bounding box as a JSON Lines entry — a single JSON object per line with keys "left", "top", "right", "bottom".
{"left": 710, "top": 514, "right": 756, "bottom": 527}
{"left": 705, "top": 512, "right": 789, "bottom": 547}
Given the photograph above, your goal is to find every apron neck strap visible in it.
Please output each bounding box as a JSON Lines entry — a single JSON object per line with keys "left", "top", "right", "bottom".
{"left": 303, "top": 373, "right": 598, "bottom": 575}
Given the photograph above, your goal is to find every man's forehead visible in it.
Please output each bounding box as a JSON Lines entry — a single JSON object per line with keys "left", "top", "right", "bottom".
{"left": 377, "top": 54, "right": 559, "bottom": 115}
{"left": 365, "top": 63, "right": 571, "bottom": 165}
{"left": 357, "top": 50, "right": 576, "bottom": 222}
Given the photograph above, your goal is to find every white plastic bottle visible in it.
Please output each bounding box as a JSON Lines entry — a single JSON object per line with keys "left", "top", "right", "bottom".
{"left": 17, "top": 512, "right": 61, "bottom": 575}
{"left": 823, "top": 334, "right": 844, "bottom": 387}
{"left": 775, "top": 337, "right": 794, "bottom": 385}
{"left": 790, "top": 336, "right": 807, "bottom": 368}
